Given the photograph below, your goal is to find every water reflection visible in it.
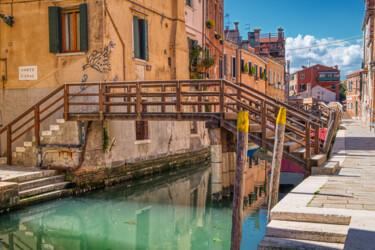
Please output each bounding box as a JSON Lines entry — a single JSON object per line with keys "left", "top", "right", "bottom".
{"left": 0, "top": 153, "right": 270, "bottom": 250}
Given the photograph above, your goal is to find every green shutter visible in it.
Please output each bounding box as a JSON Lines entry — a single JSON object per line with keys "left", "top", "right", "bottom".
{"left": 79, "top": 3, "right": 88, "bottom": 52}
{"left": 141, "top": 19, "right": 149, "bottom": 61}
{"left": 48, "top": 6, "right": 62, "bottom": 53}
{"left": 133, "top": 16, "right": 140, "bottom": 59}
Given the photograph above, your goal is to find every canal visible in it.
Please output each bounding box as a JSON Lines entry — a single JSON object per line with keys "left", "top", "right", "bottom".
{"left": 0, "top": 151, "right": 273, "bottom": 250}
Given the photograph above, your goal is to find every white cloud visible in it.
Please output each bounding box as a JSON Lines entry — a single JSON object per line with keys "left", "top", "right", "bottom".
{"left": 286, "top": 35, "right": 363, "bottom": 78}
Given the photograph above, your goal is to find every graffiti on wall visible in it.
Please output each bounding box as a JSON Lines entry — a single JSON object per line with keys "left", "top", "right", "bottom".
{"left": 83, "top": 42, "right": 116, "bottom": 74}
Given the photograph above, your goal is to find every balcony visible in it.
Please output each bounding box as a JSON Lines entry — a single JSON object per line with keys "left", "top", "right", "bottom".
{"left": 317, "top": 77, "right": 340, "bottom": 82}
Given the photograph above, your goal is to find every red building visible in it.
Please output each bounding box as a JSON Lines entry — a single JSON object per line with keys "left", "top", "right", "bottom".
{"left": 346, "top": 70, "right": 363, "bottom": 119}
{"left": 294, "top": 64, "right": 340, "bottom": 101}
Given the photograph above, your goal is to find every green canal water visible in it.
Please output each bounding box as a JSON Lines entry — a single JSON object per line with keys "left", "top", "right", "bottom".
{"left": 0, "top": 164, "right": 269, "bottom": 250}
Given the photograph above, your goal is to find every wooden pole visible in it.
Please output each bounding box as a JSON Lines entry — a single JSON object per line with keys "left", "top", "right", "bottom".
{"left": 322, "top": 111, "right": 337, "bottom": 154}
{"left": 230, "top": 110, "right": 249, "bottom": 250}
{"left": 267, "top": 107, "right": 286, "bottom": 224}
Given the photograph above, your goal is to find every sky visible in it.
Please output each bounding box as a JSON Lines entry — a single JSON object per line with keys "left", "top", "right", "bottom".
{"left": 224, "top": 0, "right": 365, "bottom": 78}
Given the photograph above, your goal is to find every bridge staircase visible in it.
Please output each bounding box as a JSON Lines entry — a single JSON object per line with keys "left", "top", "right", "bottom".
{"left": 0, "top": 79, "right": 334, "bottom": 172}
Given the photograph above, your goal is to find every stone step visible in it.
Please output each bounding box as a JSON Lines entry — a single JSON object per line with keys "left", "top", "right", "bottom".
{"left": 266, "top": 220, "right": 348, "bottom": 244}
{"left": 266, "top": 136, "right": 290, "bottom": 143}
{"left": 253, "top": 129, "right": 275, "bottom": 137}
{"left": 18, "top": 175, "right": 65, "bottom": 192}
{"left": 258, "top": 237, "right": 344, "bottom": 250}
{"left": 19, "top": 189, "right": 72, "bottom": 206}
{"left": 311, "top": 154, "right": 327, "bottom": 167}
{"left": 0, "top": 157, "right": 7, "bottom": 165}
{"left": 271, "top": 210, "right": 351, "bottom": 225}
{"left": 312, "top": 161, "right": 340, "bottom": 175}
{"left": 5, "top": 170, "right": 57, "bottom": 183}
{"left": 20, "top": 182, "right": 70, "bottom": 199}
{"left": 291, "top": 147, "right": 314, "bottom": 158}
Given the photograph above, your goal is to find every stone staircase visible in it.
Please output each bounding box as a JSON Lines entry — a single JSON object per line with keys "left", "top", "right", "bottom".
{"left": 5, "top": 169, "right": 71, "bottom": 204}
{"left": 0, "top": 119, "right": 82, "bottom": 168}
{"left": 258, "top": 209, "right": 350, "bottom": 249}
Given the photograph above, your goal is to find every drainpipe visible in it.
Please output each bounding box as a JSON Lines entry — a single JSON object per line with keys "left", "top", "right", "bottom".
{"left": 105, "top": 3, "right": 126, "bottom": 80}
{"left": 202, "top": 0, "right": 206, "bottom": 49}
{"left": 239, "top": 49, "right": 242, "bottom": 83}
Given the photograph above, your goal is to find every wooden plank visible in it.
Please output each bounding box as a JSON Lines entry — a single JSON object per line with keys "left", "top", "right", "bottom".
{"left": 176, "top": 81, "right": 182, "bottom": 120}
{"left": 267, "top": 108, "right": 286, "bottom": 224}
{"left": 64, "top": 85, "right": 69, "bottom": 120}
{"left": 136, "top": 82, "right": 142, "bottom": 120}
{"left": 34, "top": 106, "right": 40, "bottom": 147}
{"left": 7, "top": 125, "right": 11, "bottom": 165}
{"left": 305, "top": 121, "right": 311, "bottom": 171}
{"left": 261, "top": 101, "right": 267, "bottom": 149}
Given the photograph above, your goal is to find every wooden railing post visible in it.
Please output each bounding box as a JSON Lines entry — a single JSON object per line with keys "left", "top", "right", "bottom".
{"left": 220, "top": 80, "right": 224, "bottom": 126}
{"left": 237, "top": 87, "right": 242, "bottom": 111}
{"left": 136, "top": 82, "right": 142, "bottom": 120}
{"left": 314, "top": 123, "right": 320, "bottom": 154}
{"left": 99, "top": 83, "right": 104, "bottom": 120}
{"left": 161, "top": 84, "right": 166, "bottom": 113}
{"left": 261, "top": 100, "right": 267, "bottom": 149}
{"left": 305, "top": 121, "right": 311, "bottom": 171}
{"left": 34, "top": 106, "right": 40, "bottom": 147}
{"left": 64, "top": 84, "right": 69, "bottom": 121}
{"left": 176, "top": 80, "right": 182, "bottom": 119}
{"left": 198, "top": 83, "right": 202, "bottom": 113}
{"left": 7, "top": 125, "right": 11, "bottom": 165}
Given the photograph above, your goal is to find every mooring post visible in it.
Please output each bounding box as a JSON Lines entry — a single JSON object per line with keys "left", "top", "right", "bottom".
{"left": 230, "top": 110, "right": 249, "bottom": 250}
{"left": 267, "top": 107, "right": 286, "bottom": 224}
{"left": 209, "top": 127, "right": 223, "bottom": 201}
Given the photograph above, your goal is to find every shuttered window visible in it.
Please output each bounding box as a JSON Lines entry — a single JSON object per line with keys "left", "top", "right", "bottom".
{"left": 133, "top": 16, "right": 149, "bottom": 60}
{"left": 48, "top": 4, "right": 88, "bottom": 53}
{"left": 232, "top": 57, "right": 236, "bottom": 77}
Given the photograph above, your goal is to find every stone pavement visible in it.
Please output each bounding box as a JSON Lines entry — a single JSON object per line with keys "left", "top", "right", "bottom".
{"left": 310, "top": 119, "right": 375, "bottom": 211}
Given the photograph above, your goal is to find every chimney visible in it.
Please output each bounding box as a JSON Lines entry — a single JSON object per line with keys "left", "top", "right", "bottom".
{"left": 278, "top": 27, "right": 284, "bottom": 42}
{"left": 234, "top": 22, "right": 239, "bottom": 31}
{"left": 302, "top": 66, "right": 307, "bottom": 69}
{"left": 254, "top": 28, "right": 261, "bottom": 52}
{"left": 334, "top": 65, "right": 338, "bottom": 70}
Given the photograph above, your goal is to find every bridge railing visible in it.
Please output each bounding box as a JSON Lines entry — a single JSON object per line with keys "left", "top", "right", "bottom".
{"left": 1, "top": 79, "right": 322, "bottom": 168}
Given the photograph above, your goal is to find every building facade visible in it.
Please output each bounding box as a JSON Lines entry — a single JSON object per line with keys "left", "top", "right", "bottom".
{"left": 346, "top": 70, "right": 363, "bottom": 119}
{"left": 362, "top": 0, "right": 375, "bottom": 125}
{"left": 0, "top": 0, "right": 210, "bottom": 166}
{"left": 292, "top": 64, "right": 340, "bottom": 102}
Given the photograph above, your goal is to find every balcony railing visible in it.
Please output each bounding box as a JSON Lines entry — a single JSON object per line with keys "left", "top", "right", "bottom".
{"left": 317, "top": 77, "right": 340, "bottom": 82}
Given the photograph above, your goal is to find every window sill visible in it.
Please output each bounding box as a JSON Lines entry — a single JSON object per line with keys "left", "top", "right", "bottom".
{"left": 134, "top": 139, "right": 151, "bottom": 145}
{"left": 56, "top": 52, "right": 85, "bottom": 57}
{"left": 133, "top": 58, "right": 147, "bottom": 64}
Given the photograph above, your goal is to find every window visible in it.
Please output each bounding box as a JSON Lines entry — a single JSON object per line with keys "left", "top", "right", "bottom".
{"left": 274, "top": 72, "right": 276, "bottom": 84}
{"left": 355, "top": 79, "right": 358, "bottom": 90}
{"left": 332, "top": 84, "right": 336, "bottom": 91}
{"left": 187, "top": 38, "right": 198, "bottom": 66}
{"left": 248, "top": 61, "right": 252, "bottom": 74}
{"left": 269, "top": 69, "right": 272, "bottom": 83}
{"left": 254, "top": 64, "right": 258, "bottom": 78}
{"left": 232, "top": 57, "right": 236, "bottom": 77}
{"left": 241, "top": 59, "right": 245, "bottom": 73}
{"left": 224, "top": 54, "right": 227, "bottom": 76}
{"left": 259, "top": 66, "right": 263, "bottom": 77}
{"left": 133, "top": 16, "right": 149, "bottom": 60}
{"left": 300, "top": 84, "right": 306, "bottom": 91}
{"left": 300, "top": 73, "right": 305, "bottom": 79}
{"left": 348, "top": 80, "right": 353, "bottom": 91}
{"left": 48, "top": 4, "right": 88, "bottom": 53}
{"left": 186, "top": 0, "right": 193, "bottom": 7}
{"left": 351, "top": 103, "right": 353, "bottom": 110}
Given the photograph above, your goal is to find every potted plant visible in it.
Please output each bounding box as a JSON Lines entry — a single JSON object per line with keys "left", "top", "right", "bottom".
{"left": 220, "top": 39, "right": 224, "bottom": 45}
{"left": 215, "top": 33, "right": 223, "bottom": 40}
{"left": 242, "top": 63, "right": 249, "bottom": 73}
{"left": 261, "top": 72, "right": 266, "bottom": 79}
{"left": 250, "top": 66, "right": 255, "bottom": 76}
{"left": 206, "top": 20, "right": 215, "bottom": 29}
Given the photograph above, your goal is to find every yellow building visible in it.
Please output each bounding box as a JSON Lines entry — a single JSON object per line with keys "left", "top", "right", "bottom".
{"left": 0, "top": 0, "right": 209, "bottom": 167}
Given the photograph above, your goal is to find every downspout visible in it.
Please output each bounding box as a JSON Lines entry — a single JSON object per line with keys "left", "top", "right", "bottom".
{"left": 105, "top": 3, "right": 126, "bottom": 80}
{"left": 239, "top": 49, "right": 242, "bottom": 83}
{"left": 202, "top": 0, "right": 206, "bottom": 49}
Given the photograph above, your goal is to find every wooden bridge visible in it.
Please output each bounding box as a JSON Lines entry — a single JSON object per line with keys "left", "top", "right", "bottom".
{"left": 0, "top": 79, "right": 332, "bottom": 170}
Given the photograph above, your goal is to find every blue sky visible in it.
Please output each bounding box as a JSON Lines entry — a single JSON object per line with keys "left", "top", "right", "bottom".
{"left": 224, "top": 0, "right": 365, "bottom": 77}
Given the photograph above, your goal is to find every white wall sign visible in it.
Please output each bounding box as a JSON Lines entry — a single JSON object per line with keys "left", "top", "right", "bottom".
{"left": 19, "top": 66, "right": 38, "bottom": 80}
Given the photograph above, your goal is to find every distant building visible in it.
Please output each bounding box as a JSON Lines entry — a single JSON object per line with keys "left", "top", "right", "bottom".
{"left": 346, "top": 70, "right": 363, "bottom": 119}
{"left": 362, "top": 0, "right": 375, "bottom": 125}
{"left": 291, "top": 64, "right": 340, "bottom": 102}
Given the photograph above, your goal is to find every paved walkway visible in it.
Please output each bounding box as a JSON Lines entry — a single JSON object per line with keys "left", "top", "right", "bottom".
{"left": 310, "top": 119, "right": 375, "bottom": 210}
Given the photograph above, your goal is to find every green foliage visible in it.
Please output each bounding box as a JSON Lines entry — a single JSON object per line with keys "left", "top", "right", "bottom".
{"left": 250, "top": 66, "right": 255, "bottom": 75}
{"left": 261, "top": 72, "right": 266, "bottom": 79}
{"left": 206, "top": 20, "right": 215, "bottom": 29}
{"left": 189, "top": 45, "right": 215, "bottom": 79}
{"left": 189, "top": 44, "right": 203, "bottom": 68}
{"left": 243, "top": 63, "right": 249, "bottom": 73}
{"left": 339, "top": 83, "right": 347, "bottom": 101}
{"left": 215, "top": 33, "right": 223, "bottom": 39}
{"left": 102, "top": 127, "right": 109, "bottom": 152}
